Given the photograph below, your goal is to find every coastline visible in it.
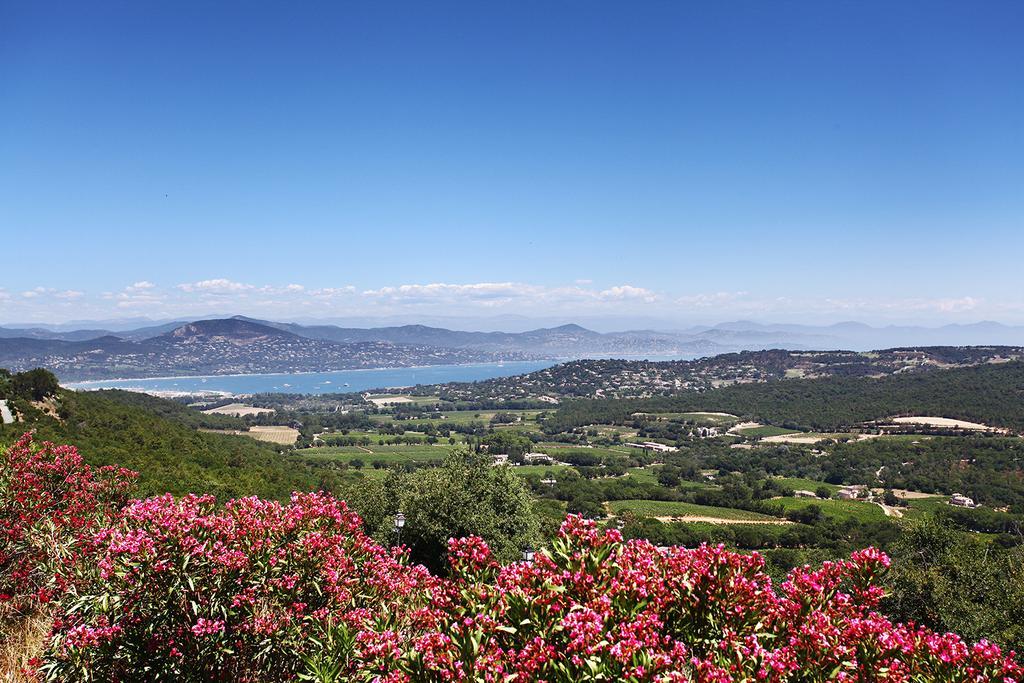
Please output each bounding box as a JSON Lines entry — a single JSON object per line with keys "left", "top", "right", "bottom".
{"left": 62, "top": 359, "right": 560, "bottom": 389}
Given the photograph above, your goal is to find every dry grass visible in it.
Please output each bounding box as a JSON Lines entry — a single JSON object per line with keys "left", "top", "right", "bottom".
{"left": 200, "top": 425, "right": 300, "bottom": 444}
{"left": 246, "top": 426, "right": 300, "bottom": 444}
{"left": 201, "top": 403, "right": 275, "bottom": 417}
{"left": 1, "top": 612, "right": 50, "bottom": 682}
{"left": 365, "top": 395, "right": 414, "bottom": 406}
{"left": 890, "top": 416, "right": 1004, "bottom": 431}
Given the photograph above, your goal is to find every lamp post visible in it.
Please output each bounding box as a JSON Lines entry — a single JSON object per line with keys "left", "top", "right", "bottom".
{"left": 393, "top": 512, "right": 406, "bottom": 545}
{"left": 521, "top": 545, "right": 535, "bottom": 563}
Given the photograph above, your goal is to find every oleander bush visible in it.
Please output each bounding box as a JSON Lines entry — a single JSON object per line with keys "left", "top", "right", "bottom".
{"left": 2, "top": 434, "right": 1022, "bottom": 681}
{"left": 1, "top": 434, "right": 135, "bottom": 620}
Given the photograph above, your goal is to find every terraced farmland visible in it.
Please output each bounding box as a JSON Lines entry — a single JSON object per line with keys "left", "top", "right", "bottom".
{"left": 608, "top": 499, "right": 782, "bottom": 523}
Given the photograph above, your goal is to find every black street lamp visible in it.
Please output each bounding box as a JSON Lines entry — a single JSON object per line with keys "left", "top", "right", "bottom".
{"left": 521, "top": 545, "right": 535, "bottom": 563}
{"left": 393, "top": 512, "right": 406, "bottom": 544}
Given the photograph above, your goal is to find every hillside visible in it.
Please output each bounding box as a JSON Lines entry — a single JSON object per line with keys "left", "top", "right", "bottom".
{"left": 411, "top": 346, "right": 1024, "bottom": 401}
{"left": 547, "top": 360, "right": 1024, "bottom": 433}
{"left": 0, "top": 318, "right": 539, "bottom": 381}
{"left": 9, "top": 317, "right": 1024, "bottom": 355}
{"left": 239, "top": 317, "right": 703, "bottom": 356}
{"left": 0, "top": 387, "right": 318, "bottom": 499}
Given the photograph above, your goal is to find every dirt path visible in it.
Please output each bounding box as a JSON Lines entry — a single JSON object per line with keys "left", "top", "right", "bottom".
{"left": 875, "top": 502, "right": 904, "bottom": 518}
{"left": 727, "top": 421, "right": 763, "bottom": 434}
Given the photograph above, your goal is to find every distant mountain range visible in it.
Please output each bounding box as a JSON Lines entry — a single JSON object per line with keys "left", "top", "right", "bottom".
{"left": 3, "top": 315, "right": 1024, "bottom": 382}
{"left": 0, "top": 318, "right": 541, "bottom": 381}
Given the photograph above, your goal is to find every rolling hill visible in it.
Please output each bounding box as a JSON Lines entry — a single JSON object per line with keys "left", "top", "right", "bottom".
{"left": 0, "top": 318, "right": 539, "bottom": 381}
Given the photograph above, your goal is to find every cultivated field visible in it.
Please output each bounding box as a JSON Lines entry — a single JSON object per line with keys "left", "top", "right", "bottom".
{"left": 297, "top": 445, "right": 450, "bottom": 463}
{"left": 609, "top": 499, "right": 781, "bottom": 523}
{"left": 890, "top": 416, "right": 1004, "bottom": 431}
{"left": 202, "top": 403, "right": 274, "bottom": 417}
{"left": 199, "top": 425, "right": 299, "bottom": 444}
{"left": 364, "top": 394, "right": 441, "bottom": 407}
{"left": 247, "top": 425, "right": 300, "bottom": 444}
{"left": 734, "top": 425, "right": 800, "bottom": 438}
{"left": 771, "top": 497, "right": 887, "bottom": 523}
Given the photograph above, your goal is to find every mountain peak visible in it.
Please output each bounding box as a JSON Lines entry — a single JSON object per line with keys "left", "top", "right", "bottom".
{"left": 548, "top": 323, "right": 592, "bottom": 333}
{"left": 168, "top": 318, "right": 294, "bottom": 341}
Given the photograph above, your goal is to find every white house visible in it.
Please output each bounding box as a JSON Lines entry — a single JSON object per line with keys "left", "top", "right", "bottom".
{"left": 950, "top": 493, "right": 976, "bottom": 508}
{"left": 836, "top": 485, "right": 866, "bottom": 500}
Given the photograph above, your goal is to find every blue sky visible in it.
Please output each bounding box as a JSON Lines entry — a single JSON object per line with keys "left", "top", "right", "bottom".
{"left": 1, "top": 1, "right": 1022, "bottom": 326}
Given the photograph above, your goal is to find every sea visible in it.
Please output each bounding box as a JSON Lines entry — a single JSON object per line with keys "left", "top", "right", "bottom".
{"left": 63, "top": 360, "right": 560, "bottom": 397}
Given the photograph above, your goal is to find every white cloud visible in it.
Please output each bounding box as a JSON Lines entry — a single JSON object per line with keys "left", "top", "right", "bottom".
{"left": 116, "top": 281, "right": 167, "bottom": 309}
{"left": 310, "top": 286, "right": 357, "bottom": 297}
{"left": 599, "top": 285, "right": 657, "bottom": 302}
{"left": 3, "top": 279, "right": 1021, "bottom": 326}
{"left": 363, "top": 282, "right": 533, "bottom": 300}
{"left": 177, "top": 278, "right": 254, "bottom": 294}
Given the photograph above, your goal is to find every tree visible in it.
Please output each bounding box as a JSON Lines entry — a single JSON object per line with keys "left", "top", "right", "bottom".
{"left": 481, "top": 430, "right": 533, "bottom": 458}
{"left": 395, "top": 449, "right": 540, "bottom": 573}
{"left": 815, "top": 486, "right": 833, "bottom": 500}
{"left": 885, "top": 518, "right": 1024, "bottom": 653}
{"left": 657, "top": 466, "right": 682, "bottom": 488}
{"left": 11, "top": 368, "right": 60, "bottom": 401}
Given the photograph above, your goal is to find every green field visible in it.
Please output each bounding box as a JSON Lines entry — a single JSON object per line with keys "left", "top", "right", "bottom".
{"left": 513, "top": 464, "right": 577, "bottom": 477}
{"left": 736, "top": 425, "right": 801, "bottom": 438}
{"left": 370, "top": 409, "right": 544, "bottom": 427}
{"left": 608, "top": 499, "right": 779, "bottom": 521}
{"left": 297, "top": 444, "right": 450, "bottom": 464}
{"left": 540, "top": 445, "right": 645, "bottom": 460}
{"left": 771, "top": 497, "right": 887, "bottom": 523}
{"left": 617, "top": 467, "right": 655, "bottom": 484}
{"left": 320, "top": 430, "right": 437, "bottom": 444}
{"left": 902, "top": 496, "right": 951, "bottom": 517}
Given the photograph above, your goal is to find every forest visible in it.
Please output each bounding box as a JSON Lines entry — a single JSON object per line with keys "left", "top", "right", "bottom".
{"left": 0, "top": 375, "right": 321, "bottom": 500}
{"left": 547, "top": 360, "right": 1024, "bottom": 432}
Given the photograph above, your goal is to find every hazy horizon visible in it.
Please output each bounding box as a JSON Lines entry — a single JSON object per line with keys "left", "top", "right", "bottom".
{"left": 4, "top": 312, "right": 1024, "bottom": 336}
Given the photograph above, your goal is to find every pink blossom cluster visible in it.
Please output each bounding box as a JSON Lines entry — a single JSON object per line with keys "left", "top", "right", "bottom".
{"left": 0, "top": 433, "right": 135, "bottom": 619}
{"left": 2, "top": 435, "right": 1021, "bottom": 681}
